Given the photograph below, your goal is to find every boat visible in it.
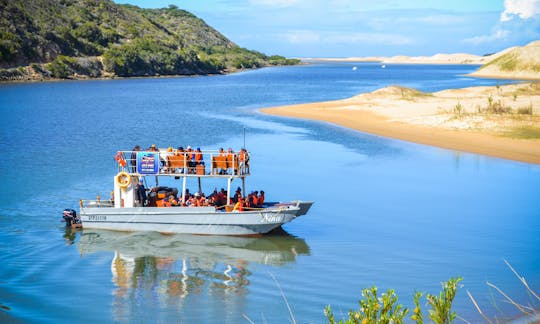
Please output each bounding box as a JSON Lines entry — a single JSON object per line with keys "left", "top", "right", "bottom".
{"left": 72, "top": 147, "right": 313, "bottom": 235}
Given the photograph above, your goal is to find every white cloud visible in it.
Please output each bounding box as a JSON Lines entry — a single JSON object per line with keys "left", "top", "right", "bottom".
{"left": 462, "top": 29, "right": 509, "bottom": 45}
{"left": 500, "top": 0, "right": 540, "bottom": 21}
{"left": 464, "top": 0, "right": 540, "bottom": 45}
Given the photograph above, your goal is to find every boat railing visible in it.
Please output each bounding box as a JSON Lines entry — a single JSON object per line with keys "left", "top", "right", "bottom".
{"left": 115, "top": 149, "right": 250, "bottom": 177}
{"left": 80, "top": 198, "right": 114, "bottom": 208}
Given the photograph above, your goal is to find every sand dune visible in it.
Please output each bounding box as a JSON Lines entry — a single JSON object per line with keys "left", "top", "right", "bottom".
{"left": 469, "top": 41, "right": 540, "bottom": 80}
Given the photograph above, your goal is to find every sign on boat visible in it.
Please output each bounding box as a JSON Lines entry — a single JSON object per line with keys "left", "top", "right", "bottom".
{"left": 67, "top": 147, "right": 313, "bottom": 235}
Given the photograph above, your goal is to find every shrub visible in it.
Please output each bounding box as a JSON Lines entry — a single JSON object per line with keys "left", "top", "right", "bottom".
{"left": 517, "top": 104, "right": 533, "bottom": 115}
{"left": 325, "top": 277, "right": 462, "bottom": 324}
{"left": 48, "top": 55, "right": 79, "bottom": 78}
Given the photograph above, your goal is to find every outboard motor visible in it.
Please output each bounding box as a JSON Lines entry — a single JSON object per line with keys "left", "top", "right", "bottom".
{"left": 62, "top": 208, "right": 81, "bottom": 227}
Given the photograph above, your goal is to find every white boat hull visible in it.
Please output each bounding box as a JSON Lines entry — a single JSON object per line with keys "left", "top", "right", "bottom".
{"left": 80, "top": 202, "right": 312, "bottom": 235}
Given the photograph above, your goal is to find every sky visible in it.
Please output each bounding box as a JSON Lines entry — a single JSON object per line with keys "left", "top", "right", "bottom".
{"left": 114, "top": 0, "right": 540, "bottom": 58}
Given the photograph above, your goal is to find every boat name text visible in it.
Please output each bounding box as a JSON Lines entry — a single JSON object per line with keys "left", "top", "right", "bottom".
{"left": 88, "top": 215, "right": 107, "bottom": 221}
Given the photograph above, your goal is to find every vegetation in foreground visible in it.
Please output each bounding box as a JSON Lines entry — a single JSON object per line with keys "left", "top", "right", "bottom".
{"left": 322, "top": 260, "right": 540, "bottom": 324}
{"left": 0, "top": 0, "right": 299, "bottom": 81}
{"left": 324, "top": 277, "right": 462, "bottom": 324}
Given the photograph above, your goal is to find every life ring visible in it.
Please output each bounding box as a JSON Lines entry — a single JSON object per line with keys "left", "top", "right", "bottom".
{"left": 116, "top": 172, "right": 131, "bottom": 189}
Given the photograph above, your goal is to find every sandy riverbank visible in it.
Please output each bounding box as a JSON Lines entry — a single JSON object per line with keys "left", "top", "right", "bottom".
{"left": 262, "top": 83, "right": 540, "bottom": 165}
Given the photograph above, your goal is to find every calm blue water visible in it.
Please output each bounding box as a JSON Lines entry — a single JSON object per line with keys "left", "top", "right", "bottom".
{"left": 1, "top": 63, "right": 538, "bottom": 323}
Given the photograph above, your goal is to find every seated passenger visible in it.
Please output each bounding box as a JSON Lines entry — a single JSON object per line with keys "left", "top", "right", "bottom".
{"left": 194, "top": 147, "right": 204, "bottom": 165}
{"left": 251, "top": 191, "right": 259, "bottom": 207}
{"left": 258, "top": 190, "right": 265, "bottom": 207}
{"left": 169, "top": 195, "right": 179, "bottom": 206}
{"left": 233, "top": 197, "right": 244, "bottom": 212}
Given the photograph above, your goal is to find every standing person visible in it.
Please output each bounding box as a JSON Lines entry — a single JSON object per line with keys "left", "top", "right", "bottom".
{"left": 239, "top": 148, "right": 249, "bottom": 174}
{"left": 232, "top": 187, "right": 242, "bottom": 204}
{"left": 227, "top": 147, "right": 235, "bottom": 174}
{"left": 186, "top": 146, "right": 195, "bottom": 173}
{"left": 218, "top": 147, "right": 226, "bottom": 174}
{"left": 130, "top": 145, "right": 140, "bottom": 173}
{"left": 134, "top": 181, "right": 147, "bottom": 207}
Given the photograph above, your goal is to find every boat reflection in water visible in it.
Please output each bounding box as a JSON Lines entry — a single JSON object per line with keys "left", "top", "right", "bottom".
{"left": 76, "top": 229, "right": 310, "bottom": 322}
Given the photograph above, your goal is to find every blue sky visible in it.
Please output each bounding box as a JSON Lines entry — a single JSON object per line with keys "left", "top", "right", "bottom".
{"left": 115, "top": 0, "right": 540, "bottom": 58}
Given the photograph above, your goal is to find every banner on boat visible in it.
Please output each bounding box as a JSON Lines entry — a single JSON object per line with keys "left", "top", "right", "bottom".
{"left": 137, "top": 152, "right": 159, "bottom": 174}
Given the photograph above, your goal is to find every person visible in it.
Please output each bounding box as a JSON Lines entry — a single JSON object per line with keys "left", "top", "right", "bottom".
{"left": 168, "top": 195, "right": 179, "bottom": 206}
{"left": 239, "top": 148, "right": 249, "bottom": 174}
{"left": 160, "top": 147, "right": 173, "bottom": 173}
{"left": 194, "top": 147, "right": 204, "bottom": 165}
{"left": 174, "top": 146, "right": 185, "bottom": 173}
{"left": 225, "top": 147, "right": 235, "bottom": 174}
{"left": 216, "top": 188, "right": 226, "bottom": 206}
{"left": 134, "top": 181, "right": 147, "bottom": 207}
{"left": 219, "top": 147, "right": 226, "bottom": 157}
{"left": 244, "top": 195, "right": 251, "bottom": 209}
{"left": 130, "top": 145, "right": 140, "bottom": 173}
{"left": 251, "top": 191, "right": 259, "bottom": 207}
{"left": 148, "top": 144, "right": 158, "bottom": 152}
{"left": 232, "top": 187, "right": 242, "bottom": 204}
{"left": 258, "top": 190, "right": 265, "bottom": 207}
{"left": 233, "top": 197, "right": 244, "bottom": 212}
{"left": 186, "top": 146, "right": 195, "bottom": 173}
{"left": 218, "top": 147, "right": 226, "bottom": 174}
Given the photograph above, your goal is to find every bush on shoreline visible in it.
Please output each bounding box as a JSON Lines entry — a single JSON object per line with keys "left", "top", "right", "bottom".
{"left": 324, "top": 277, "right": 462, "bottom": 324}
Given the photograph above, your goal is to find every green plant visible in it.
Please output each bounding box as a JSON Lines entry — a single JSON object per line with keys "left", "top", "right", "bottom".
{"left": 325, "top": 278, "right": 462, "bottom": 324}
{"left": 325, "top": 287, "right": 409, "bottom": 324}
{"left": 517, "top": 104, "right": 533, "bottom": 115}
{"left": 453, "top": 102, "right": 463, "bottom": 116}
{"left": 411, "top": 291, "right": 424, "bottom": 323}
{"left": 427, "top": 277, "right": 463, "bottom": 324}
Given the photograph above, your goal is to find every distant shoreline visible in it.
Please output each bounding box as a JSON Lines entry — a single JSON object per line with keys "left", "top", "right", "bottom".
{"left": 301, "top": 53, "right": 491, "bottom": 65}
{"left": 262, "top": 83, "right": 540, "bottom": 165}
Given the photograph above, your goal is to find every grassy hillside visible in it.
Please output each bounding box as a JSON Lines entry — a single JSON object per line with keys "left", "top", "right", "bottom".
{"left": 473, "top": 41, "right": 540, "bottom": 79}
{"left": 0, "top": 0, "right": 299, "bottom": 81}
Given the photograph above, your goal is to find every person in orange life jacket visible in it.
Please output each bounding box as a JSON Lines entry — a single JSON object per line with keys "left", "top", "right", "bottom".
{"left": 239, "top": 148, "right": 249, "bottom": 173}
{"left": 250, "top": 191, "right": 259, "bottom": 207}
{"left": 157, "top": 196, "right": 171, "bottom": 207}
{"left": 194, "top": 147, "right": 204, "bottom": 165}
{"left": 168, "top": 195, "right": 179, "bottom": 206}
{"left": 258, "top": 191, "right": 265, "bottom": 207}
{"left": 197, "top": 193, "right": 206, "bottom": 206}
{"left": 233, "top": 197, "right": 244, "bottom": 212}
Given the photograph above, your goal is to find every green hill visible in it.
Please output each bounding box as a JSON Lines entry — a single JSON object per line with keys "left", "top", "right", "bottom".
{"left": 0, "top": 0, "right": 299, "bottom": 81}
{"left": 471, "top": 40, "right": 540, "bottom": 79}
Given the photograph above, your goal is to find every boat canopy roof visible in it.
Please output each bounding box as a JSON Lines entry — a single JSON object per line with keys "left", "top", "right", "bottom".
{"left": 115, "top": 148, "right": 250, "bottom": 179}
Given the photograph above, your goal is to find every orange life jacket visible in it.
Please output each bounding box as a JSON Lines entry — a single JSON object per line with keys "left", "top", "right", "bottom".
{"left": 114, "top": 152, "right": 127, "bottom": 167}
{"left": 233, "top": 200, "right": 244, "bottom": 212}
{"left": 195, "top": 152, "right": 203, "bottom": 162}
